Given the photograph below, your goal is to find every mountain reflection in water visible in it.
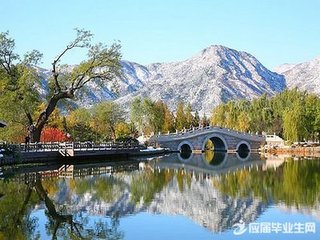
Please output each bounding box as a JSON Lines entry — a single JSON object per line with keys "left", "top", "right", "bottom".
{"left": 0, "top": 153, "right": 320, "bottom": 239}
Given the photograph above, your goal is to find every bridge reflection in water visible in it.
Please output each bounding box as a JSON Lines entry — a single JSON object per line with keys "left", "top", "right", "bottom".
{"left": 0, "top": 150, "right": 262, "bottom": 183}
{"left": 154, "top": 150, "right": 261, "bottom": 176}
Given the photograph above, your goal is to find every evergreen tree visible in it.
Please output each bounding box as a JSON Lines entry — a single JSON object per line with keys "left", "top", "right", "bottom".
{"left": 130, "top": 97, "right": 147, "bottom": 134}
{"left": 185, "top": 103, "right": 194, "bottom": 128}
{"left": 147, "top": 100, "right": 165, "bottom": 134}
{"left": 162, "top": 104, "right": 175, "bottom": 133}
{"left": 175, "top": 101, "right": 186, "bottom": 130}
{"left": 193, "top": 110, "right": 200, "bottom": 127}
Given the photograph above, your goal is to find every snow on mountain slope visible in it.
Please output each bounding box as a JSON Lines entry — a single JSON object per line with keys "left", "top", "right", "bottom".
{"left": 35, "top": 60, "right": 150, "bottom": 108}
{"left": 36, "top": 45, "right": 286, "bottom": 113}
{"left": 49, "top": 170, "right": 266, "bottom": 233}
{"left": 274, "top": 63, "right": 296, "bottom": 74}
{"left": 116, "top": 45, "right": 286, "bottom": 114}
{"left": 275, "top": 56, "right": 320, "bottom": 93}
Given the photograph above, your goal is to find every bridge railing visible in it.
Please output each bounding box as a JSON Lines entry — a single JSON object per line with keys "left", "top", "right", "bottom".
{"left": 155, "top": 125, "right": 265, "bottom": 138}
{"left": 2, "top": 141, "right": 144, "bottom": 153}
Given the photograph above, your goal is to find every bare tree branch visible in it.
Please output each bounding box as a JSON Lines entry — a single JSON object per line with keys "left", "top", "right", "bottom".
{"left": 51, "top": 29, "right": 93, "bottom": 93}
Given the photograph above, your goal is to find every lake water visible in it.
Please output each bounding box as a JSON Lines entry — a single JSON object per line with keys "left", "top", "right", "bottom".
{"left": 0, "top": 152, "right": 320, "bottom": 239}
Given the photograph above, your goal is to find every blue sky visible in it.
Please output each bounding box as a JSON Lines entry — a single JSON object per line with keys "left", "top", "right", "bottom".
{"left": 1, "top": 0, "right": 319, "bottom": 69}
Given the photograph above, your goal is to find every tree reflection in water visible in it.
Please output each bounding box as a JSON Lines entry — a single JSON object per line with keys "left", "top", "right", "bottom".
{"left": 214, "top": 157, "right": 320, "bottom": 207}
{"left": 0, "top": 180, "right": 38, "bottom": 239}
{"left": 1, "top": 156, "right": 320, "bottom": 238}
{"left": 0, "top": 174, "right": 124, "bottom": 240}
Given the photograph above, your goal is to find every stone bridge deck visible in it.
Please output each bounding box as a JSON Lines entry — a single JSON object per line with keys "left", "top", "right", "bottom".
{"left": 150, "top": 126, "right": 266, "bottom": 152}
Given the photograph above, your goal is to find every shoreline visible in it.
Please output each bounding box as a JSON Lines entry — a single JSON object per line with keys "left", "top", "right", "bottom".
{"left": 266, "top": 146, "right": 320, "bottom": 157}
{"left": 0, "top": 147, "right": 172, "bottom": 166}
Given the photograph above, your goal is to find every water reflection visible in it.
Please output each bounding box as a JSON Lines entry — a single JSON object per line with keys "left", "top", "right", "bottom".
{"left": 203, "top": 150, "right": 227, "bottom": 166}
{"left": 179, "top": 150, "right": 193, "bottom": 160}
{"left": 161, "top": 151, "right": 260, "bottom": 174}
{"left": 0, "top": 154, "right": 320, "bottom": 239}
{"left": 236, "top": 149, "right": 250, "bottom": 160}
{"left": 0, "top": 173, "right": 124, "bottom": 239}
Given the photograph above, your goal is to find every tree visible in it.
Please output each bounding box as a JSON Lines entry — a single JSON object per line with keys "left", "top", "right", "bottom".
{"left": 192, "top": 110, "right": 200, "bottom": 127}
{"left": 130, "top": 97, "right": 147, "bottom": 134}
{"left": 304, "top": 94, "right": 319, "bottom": 140}
{"left": 0, "top": 32, "right": 42, "bottom": 142}
{"left": 92, "top": 101, "right": 124, "bottom": 141}
{"left": 237, "top": 111, "right": 250, "bottom": 132}
{"left": 40, "top": 128, "right": 68, "bottom": 142}
{"left": 201, "top": 112, "right": 210, "bottom": 127}
{"left": 175, "top": 101, "right": 186, "bottom": 130}
{"left": 149, "top": 100, "right": 165, "bottom": 134}
{"left": 210, "top": 104, "right": 226, "bottom": 127}
{"left": 162, "top": 104, "right": 175, "bottom": 133}
{"left": 66, "top": 107, "right": 96, "bottom": 142}
{"left": 115, "top": 122, "right": 132, "bottom": 139}
{"left": 35, "top": 102, "right": 64, "bottom": 129}
{"left": 283, "top": 104, "right": 302, "bottom": 142}
{"left": 130, "top": 97, "right": 166, "bottom": 135}
{"left": 0, "top": 29, "right": 122, "bottom": 142}
{"left": 225, "top": 101, "right": 237, "bottom": 129}
{"left": 185, "top": 103, "right": 194, "bottom": 128}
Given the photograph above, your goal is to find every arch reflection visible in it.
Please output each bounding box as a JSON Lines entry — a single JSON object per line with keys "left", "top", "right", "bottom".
{"left": 236, "top": 150, "right": 250, "bottom": 161}
{"left": 203, "top": 151, "right": 227, "bottom": 166}
{"left": 179, "top": 150, "right": 192, "bottom": 160}
{"left": 202, "top": 150, "right": 228, "bottom": 167}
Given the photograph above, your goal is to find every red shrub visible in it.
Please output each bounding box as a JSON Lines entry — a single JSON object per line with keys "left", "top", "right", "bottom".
{"left": 40, "top": 128, "right": 67, "bottom": 142}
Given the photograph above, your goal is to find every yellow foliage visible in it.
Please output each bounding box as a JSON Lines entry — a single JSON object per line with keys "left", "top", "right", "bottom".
{"left": 42, "top": 179, "right": 59, "bottom": 196}
{"left": 35, "top": 102, "right": 64, "bottom": 129}
{"left": 69, "top": 179, "right": 77, "bottom": 191}
{"left": 115, "top": 122, "right": 131, "bottom": 139}
{"left": 204, "top": 150, "right": 214, "bottom": 163}
{"left": 0, "top": 232, "right": 5, "bottom": 240}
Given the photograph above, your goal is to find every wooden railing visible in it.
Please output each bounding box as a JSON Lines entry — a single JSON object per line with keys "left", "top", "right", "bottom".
{"left": 1, "top": 141, "right": 145, "bottom": 153}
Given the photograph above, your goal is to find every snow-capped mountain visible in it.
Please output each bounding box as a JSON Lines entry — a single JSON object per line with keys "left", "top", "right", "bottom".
{"left": 117, "top": 45, "right": 286, "bottom": 113}
{"left": 37, "top": 45, "right": 286, "bottom": 113}
{"left": 275, "top": 56, "right": 320, "bottom": 94}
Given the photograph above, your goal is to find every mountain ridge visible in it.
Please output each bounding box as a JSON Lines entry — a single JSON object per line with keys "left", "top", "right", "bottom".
{"left": 116, "top": 45, "right": 286, "bottom": 114}
{"left": 37, "top": 45, "right": 288, "bottom": 114}
{"left": 274, "top": 55, "right": 320, "bottom": 94}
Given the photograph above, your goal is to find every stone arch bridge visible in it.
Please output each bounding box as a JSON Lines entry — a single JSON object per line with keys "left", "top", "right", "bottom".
{"left": 150, "top": 126, "right": 266, "bottom": 153}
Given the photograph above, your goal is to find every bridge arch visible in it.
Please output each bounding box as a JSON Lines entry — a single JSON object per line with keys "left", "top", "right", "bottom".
{"left": 236, "top": 141, "right": 251, "bottom": 161}
{"left": 178, "top": 140, "right": 193, "bottom": 152}
{"left": 236, "top": 141, "right": 251, "bottom": 152}
{"left": 178, "top": 141, "right": 194, "bottom": 161}
{"left": 202, "top": 134, "right": 228, "bottom": 152}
